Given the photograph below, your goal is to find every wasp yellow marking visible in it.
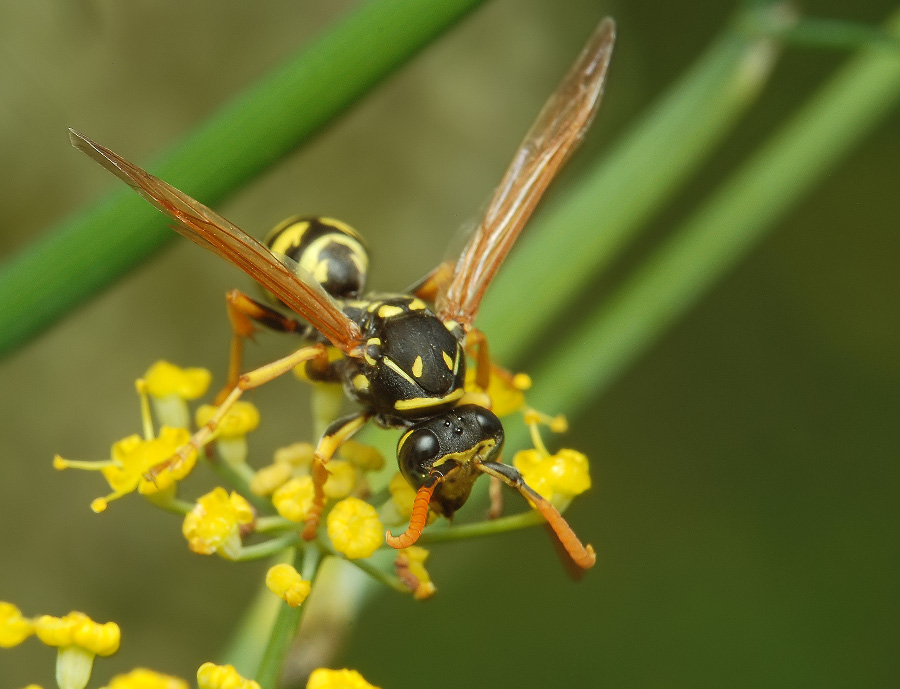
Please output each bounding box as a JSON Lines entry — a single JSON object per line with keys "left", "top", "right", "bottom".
{"left": 364, "top": 338, "right": 381, "bottom": 366}
{"left": 394, "top": 388, "right": 465, "bottom": 411}
{"left": 408, "top": 298, "right": 427, "bottom": 311}
{"left": 378, "top": 304, "right": 404, "bottom": 319}
{"left": 320, "top": 216, "right": 365, "bottom": 242}
{"left": 411, "top": 356, "right": 423, "bottom": 378}
{"left": 267, "top": 219, "right": 310, "bottom": 255}
{"left": 352, "top": 374, "right": 369, "bottom": 392}
{"left": 397, "top": 428, "right": 415, "bottom": 454}
{"left": 384, "top": 357, "right": 418, "bottom": 387}
{"left": 442, "top": 351, "right": 453, "bottom": 370}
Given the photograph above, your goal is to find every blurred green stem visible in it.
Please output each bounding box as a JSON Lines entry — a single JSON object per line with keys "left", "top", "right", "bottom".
{"left": 521, "top": 7, "right": 900, "bottom": 428}
{"left": 0, "top": 0, "right": 487, "bottom": 359}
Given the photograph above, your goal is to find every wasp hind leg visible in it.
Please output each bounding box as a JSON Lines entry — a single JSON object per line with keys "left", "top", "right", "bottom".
{"left": 478, "top": 460, "right": 596, "bottom": 570}
{"left": 216, "top": 289, "right": 319, "bottom": 404}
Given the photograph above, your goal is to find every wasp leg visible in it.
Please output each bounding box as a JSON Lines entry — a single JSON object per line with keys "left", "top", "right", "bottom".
{"left": 149, "top": 344, "right": 329, "bottom": 478}
{"left": 216, "top": 289, "right": 318, "bottom": 404}
{"left": 488, "top": 475, "right": 504, "bottom": 519}
{"left": 478, "top": 461, "right": 596, "bottom": 570}
{"left": 407, "top": 262, "right": 453, "bottom": 302}
{"left": 302, "top": 411, "right": 372, "bottom": 540}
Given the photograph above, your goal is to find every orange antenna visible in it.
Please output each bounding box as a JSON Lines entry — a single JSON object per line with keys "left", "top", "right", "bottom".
{"left": 386, "top": 480, "right": 440, "bottom": 549}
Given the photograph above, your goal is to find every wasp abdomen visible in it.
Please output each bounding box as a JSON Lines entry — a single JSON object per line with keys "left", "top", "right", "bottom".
{"left": 265, "top": 216, "right": 368, "bottom": 300}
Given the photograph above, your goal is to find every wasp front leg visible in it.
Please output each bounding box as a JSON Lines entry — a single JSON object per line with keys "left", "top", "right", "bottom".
{"left": 301, "top": 411, "right": 372, "bottom": 540}
{"left": 216, "top": 289, "right": 319, "bottom": 404}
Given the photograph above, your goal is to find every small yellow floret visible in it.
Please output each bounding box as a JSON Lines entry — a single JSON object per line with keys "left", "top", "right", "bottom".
{"left": 307, "top": 668, "right": 381, "bottom": 689}
{"left": 0, "top": 601, "right": 34, "bottom": 647}
{"left": 513, "top": 447, "right": 591, "bottom": 501}
{"left": 182, "top": 488, "right": 254, "bottom": 559}
{"left": 387, "top": 472, "right": 416, "bottom": 520}
{"left": 338, "top": 441, "right": 385, "bottom": 471}
{"left": 265, "top": 563, "right": 312, "bottom": 607}
{"left": 197, "top": 662, "right": 260, "bottom": 689}
{"left": 100, "top": 668, "right": 189, "bottom": 689}
{"left": 323, "top": 460, "right": 358, "bottom": 500}
{"left": 33, "top": 612, "right": 120, "bottom": 656}
{"left": 195, "top": 401, "right": 260, "bottom": 440}
{"left": 464, "top": 366, "right": 528, "bottom": 417}
{"left": 395, "top": 547, "right": 436, "bottom": 600}
{"left": 273, "top": 442, "right": 316, "bottom": 467}
{"left": 272, "top": 476, "right": 315, "bottom": 522}
{"left": 327, "top": 497, "right": 383, "bottom": 559}
{"left": 144, "top": 361, "right": 212, "bottom": 400}
{"left": 250, "top": 462, "right": 294, "bottom": 496}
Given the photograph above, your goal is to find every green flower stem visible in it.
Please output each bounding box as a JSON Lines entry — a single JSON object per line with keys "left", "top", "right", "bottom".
{"left": 520, "top": 7, "right": 900, "bottom": 430}
{"left": 255, "top": 515, "right": 299, "bottom": 534}
{"left": 316, "top": 540, "right": 411, "bottom": 595}
{"left": 0, "top": 0, "right": 487, "bottom": 359}
{"left": 418, "top": 510, "right": 547, "bottom": 544}
{"left": 237, "top": 533, "right": 300, "bottom": 562}
{"left": 207, "top": 456, "right": 274, "bottom": 516}
{"left": 256, "top": 544, "right": 320, "bottom": 689}
{"left": 754, "top": 16, "right": 900, "bottom": 52}
{"left": 479, "top": 5, "right": 780, "bottom": 365}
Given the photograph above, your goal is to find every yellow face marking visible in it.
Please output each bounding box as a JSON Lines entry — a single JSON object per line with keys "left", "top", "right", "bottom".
{"left": 320, "top": 217, "right": 365, "bottom": 242}
{"left": 393, "top": 388, "right": 465, "bottom": 411}
{"left": 352, "top": 374, "right": 369, "bottom": 392}
{"left": 442, "top": 351, "right": 453, "bottom": 370}
{"left": 378, "top": 304, "right": 405, "bottom": 319}
{"left": 408, "top": 298, "right": 427, "bottom": 311}
{"left": 364, "top": 338, "right": 381, "bottom": 366}
{"left": 411, "top": 356, "right": 423, "bottom": 378}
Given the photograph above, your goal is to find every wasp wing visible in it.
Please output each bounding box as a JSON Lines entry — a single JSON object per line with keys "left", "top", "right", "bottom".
{"left": 69, "top": 129, "right": 363, "bottom": 353}
{"left": 436, "top": 18, "right": 615, "bottom": 330}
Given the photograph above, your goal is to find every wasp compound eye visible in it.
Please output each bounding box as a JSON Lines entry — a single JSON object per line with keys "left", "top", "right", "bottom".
{"left": 473, "top": 406, "right": 503, "bottom": 441}
{"left": 398, "top": 428, "right": 440, "bottom": 488}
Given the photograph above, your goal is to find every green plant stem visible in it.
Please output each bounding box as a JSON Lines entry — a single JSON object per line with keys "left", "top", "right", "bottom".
{"left": 256, "top": 544, "right": 320, "bottom": 689}
{"left": 237, "top": 533, "right": 301, "bottom": 562}
{"left": 521, "top": 7, "right": 900, "bottom": 428}
{"left": 0, "top": 0, "right": 487, "bottom": 359}
{"left": 418, "top": 510, "right": 546, "bottom": 544}
{"left": 207, "top": 457, "right": 275, "bottom": 516}
{"left": 479, "top": 5, "right": 780, "bottom": 364}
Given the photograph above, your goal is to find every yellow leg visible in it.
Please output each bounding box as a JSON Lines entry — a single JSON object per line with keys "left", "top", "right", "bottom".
{"left": 302, "top": 411, "right": 372, "bottom": 540}
{"left": 149, "top": 344, "right": 329, "bottom": 478}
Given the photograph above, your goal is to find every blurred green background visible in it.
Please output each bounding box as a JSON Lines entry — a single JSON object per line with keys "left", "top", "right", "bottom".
{"left": 1, "top": 0, "right": 898, "bottom": 687}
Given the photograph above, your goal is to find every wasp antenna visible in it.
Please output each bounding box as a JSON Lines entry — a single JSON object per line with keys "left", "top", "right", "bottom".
{"left": 386, "top": 479, "right": 440, "bottom": 549}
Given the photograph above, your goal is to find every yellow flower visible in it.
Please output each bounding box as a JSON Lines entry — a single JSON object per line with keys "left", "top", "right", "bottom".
{"left": 144, "top": 361, "right": 211, "bottom": 400}
{"left": 0, "top": 601, "right": 34, "bottom": 647}
{"left": 464, "top": 366, "right": 531, "bottom": 417}
{"left": 196, "top": 663, "right": 260, "bottom": 689}
{"left": 100, "top": 668, "right": 189, "bottom": 689}
{"left": 33, "top": 611, "right": 120, "bottom": 689}
{"left": 395, "top": 546, "right": 436, "bottom": 600}
{"left": 327, "top": 497, "right": 383, "bottom": 559}
{"left": 323, "top": 460, "right": 358, "bottom": 500}
{"left": 250, "top": 462, "right": 294, "bottom": 496}
{"left": 307, "top": 668, "right": 381, "bottom": 689}
{"left": 144, "top": 361, "right": 212, "bottom": 429}
{"left": 272, "top": 476, "right": 315, "bottom": 522}
{"left": 182, "top": 488, "right": 254, "bottom": 559}
{"left": 273, "top": 442, "right": 316, "bottom": 467}
{"left": 387, "top": 472, "right": 416, "bottom": 520}
{"left": 513, "top": 447, "right": 591, "bottom": 502}
{"left": 265, "top": 564, "right": 311, "bottom": 607}
{"left": 54, "top": 427, "right": 197, "bottom": 513}
{"left": 195, "top": 401, "right": 261, "bottom": 467}
{"left": 338, "top": 441, "right": 385, "bottom": 472}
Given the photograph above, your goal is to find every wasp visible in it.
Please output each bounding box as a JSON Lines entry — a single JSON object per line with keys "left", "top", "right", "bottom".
{"left": 69, "top": 18, "right": 615, "bottom": 571}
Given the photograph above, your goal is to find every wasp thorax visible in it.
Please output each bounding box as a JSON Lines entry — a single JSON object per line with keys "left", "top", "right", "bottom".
{"left": 264, "top": 216, "right": 369, "bottom": 300}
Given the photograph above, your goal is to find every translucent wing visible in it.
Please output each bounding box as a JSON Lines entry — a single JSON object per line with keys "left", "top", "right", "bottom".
{"left": 69, "top": 129, "right": 363, "bottom": 353}
{"left": 436, "top": 18, "right": 616, "bottom": 330}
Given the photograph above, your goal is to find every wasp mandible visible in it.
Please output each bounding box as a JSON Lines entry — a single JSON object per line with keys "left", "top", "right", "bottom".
{"left": 69, "top": 17, "right": 615, "bottom": 570}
